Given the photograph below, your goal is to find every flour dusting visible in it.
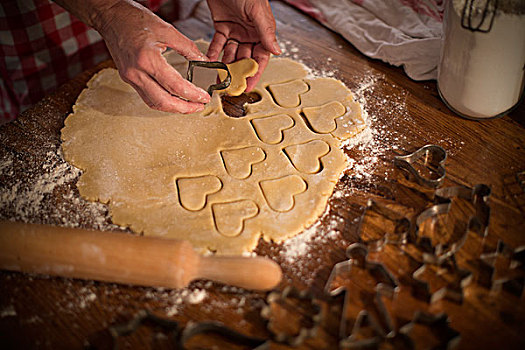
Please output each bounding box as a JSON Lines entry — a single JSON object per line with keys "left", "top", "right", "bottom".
{"left": 0, "top": 145, "right": 123, "bottom": 231}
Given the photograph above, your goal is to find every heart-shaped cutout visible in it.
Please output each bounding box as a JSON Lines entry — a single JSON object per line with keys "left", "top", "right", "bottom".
{"left": 176, "top": 175, "right": 222, "bottom": 211}
{"left": 394, "top": 145, "right": 447, "bottom": 188}
{"left": 259, "top": 175, "right": 307, "bottom": 212}
{"left": 302, "top": 101, "right": 346, "bottom": 134}
{"left": 268, "top": 80, "right": 309, "bottom": 108}
{"left": 251, "top": 114, "right": 295, "bottom": 144}
{"left": 284, "top": 139, "right": 330, "bottom": 174}
{"left": 221, "top": 146, "right": 266, "bottom": 179}
{"left": 212, "top": 200, "right": 259, "bottom": 237}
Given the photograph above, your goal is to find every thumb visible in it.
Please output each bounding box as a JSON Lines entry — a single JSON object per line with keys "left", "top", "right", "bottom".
{"left": 162, "top": 27, "right": 209, "bottom": 62}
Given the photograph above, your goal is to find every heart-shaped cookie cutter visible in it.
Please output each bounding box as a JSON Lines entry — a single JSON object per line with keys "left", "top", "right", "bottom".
{"left": 187, "top": 61, "right": 231, "bottom": 95}
{"left": 394, "top": 145, "right": 447, "bottom": 188}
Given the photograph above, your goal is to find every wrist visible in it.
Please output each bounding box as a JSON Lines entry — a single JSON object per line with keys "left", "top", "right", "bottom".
{"left": 87, "top": 0, "right": 125, "bottom": 33}
{"left": 52, "top": 0, "right": 123, "bottom": 31}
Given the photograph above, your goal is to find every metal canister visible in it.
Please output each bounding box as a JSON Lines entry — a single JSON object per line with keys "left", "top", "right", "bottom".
{"left": 437, "top": 0, "right": 525, "bottom": 120}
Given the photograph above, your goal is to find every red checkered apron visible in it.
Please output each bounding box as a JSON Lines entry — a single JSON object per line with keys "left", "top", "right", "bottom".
{"left": 0, "top": 0, "right": 164, "bottom": 122}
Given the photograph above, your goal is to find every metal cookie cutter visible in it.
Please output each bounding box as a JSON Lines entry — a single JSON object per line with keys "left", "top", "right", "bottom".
{"left": 324, "top": 243, "right": 399, "bottom": 346}
{"left": 412, "top": 255, "right": 473, "bottom": 304}
{"left": 187, "top": 61, "right": 231, "bottom": 95}
{"left": 414, "top": 184, "right": 492, "bottom": 265}
{"left": 260, "top": 285, "right": 323, "bottom": 347}
{"left": 399, "top": 311, "right": 461, "bottom": 349}
{"left": 394, "top": 145, "right": 447, "bottom": 188}
{"left": 479, "top": 240, "right": 525, "bottom": 297}
{"left": 338, "top": 284, "right": 401, "bottom": 349}
{"left": 356, "top": 199, "right": 411, "bottom": 252}
{"left": 108, "top": 309, "right": 268, "bottom": 350}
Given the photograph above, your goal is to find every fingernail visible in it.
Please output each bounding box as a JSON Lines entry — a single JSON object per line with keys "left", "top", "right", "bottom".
{"left": 194, "top": 104, "right": 205, "bottom": 113}
{"left": 273, "top": 42, "right": 282, "bottom": 55}
{"left": 199, "top": 90, "right": 211, "bottom": 103}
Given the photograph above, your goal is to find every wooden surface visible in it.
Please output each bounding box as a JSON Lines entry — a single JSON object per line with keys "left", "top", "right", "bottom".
{"left": 1, "top": 2, "right": 525, "bottom": 349}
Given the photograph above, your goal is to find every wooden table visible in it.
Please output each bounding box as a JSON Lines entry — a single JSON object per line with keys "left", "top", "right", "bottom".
{"left": 1, "top": 2, "right": 525, "bottom": 349}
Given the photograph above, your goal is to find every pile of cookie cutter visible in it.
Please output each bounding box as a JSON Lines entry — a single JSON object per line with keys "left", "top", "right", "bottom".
{"left": 187, "top": 61, "right": 231, "bottom": 95}
{"left": 393, "top": 145, "right": 523, "bottom": 298}
{"left": 318, "top": 144, "right": 465, "bottom": 348}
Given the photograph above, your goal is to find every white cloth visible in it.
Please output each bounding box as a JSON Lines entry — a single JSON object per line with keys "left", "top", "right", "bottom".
{"left": 305, "top": 0, "right": 444, "bottom": 80}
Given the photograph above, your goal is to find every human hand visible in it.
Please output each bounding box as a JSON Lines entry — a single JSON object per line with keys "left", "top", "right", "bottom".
{"left": 95, "top": 1, "right": 210, "bottom": 114}
{"left": 206, "top": 0, "right": 281, "bottom": 92}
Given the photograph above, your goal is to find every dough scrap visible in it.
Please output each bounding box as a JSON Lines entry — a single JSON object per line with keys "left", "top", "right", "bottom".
{"left": 61, "top": 41, "right": 366, "bottom": 254}
{"left": 218, "top": 58, "right": 258, "bottom": 96}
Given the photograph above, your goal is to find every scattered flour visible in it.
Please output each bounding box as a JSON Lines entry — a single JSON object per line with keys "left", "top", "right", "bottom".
{"left": 0, "top": 305, "right": 17, "bottom": 318}
{"left": 165, "top": 287, "right": 208, "bottom": 317}
{"left": 0, "top": 145, "right": 123, "bottom": 231}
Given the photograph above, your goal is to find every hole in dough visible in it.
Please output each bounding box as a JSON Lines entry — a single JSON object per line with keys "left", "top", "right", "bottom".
{"left": 221, "top": 92, "right": 262, "bottom": 118}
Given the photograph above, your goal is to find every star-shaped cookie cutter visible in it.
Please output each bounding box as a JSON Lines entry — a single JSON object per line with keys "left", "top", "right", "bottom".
{"left": 479, "top": 240, "right": 525, "bottom": 297}
{"left": 412, "top": 255, "right": 473, "bottom": 303}
{"left": 260, "top": 285, "right": 323, "bottom": 347}
{"left": 399, "top": 311, "right": 461, "bottom": 349}
{"left": 187, "top": 61, "right": 231, "bottom": 95}
{"left": 394, "top": 145, "right": 447, "bottom": 188}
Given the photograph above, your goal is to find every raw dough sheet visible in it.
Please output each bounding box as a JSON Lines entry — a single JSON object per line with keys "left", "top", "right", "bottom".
{"left": 61, "top": 42, "right": 366, "bottom": 254}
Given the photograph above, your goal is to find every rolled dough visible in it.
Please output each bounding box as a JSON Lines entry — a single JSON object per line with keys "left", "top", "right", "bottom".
{"left": 61, "top": 42, "right": 366, "bottom": 254}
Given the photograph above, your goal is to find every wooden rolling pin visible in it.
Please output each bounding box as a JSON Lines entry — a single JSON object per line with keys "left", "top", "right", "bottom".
{"left": 0, "top": 221, "right": 282, "bottom": 291}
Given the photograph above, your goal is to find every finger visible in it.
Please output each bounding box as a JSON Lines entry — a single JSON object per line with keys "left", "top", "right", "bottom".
{"left": 152, "top": 63, "right": 211, "bottom": 104}
{"left": 222, "top": 39, "right": 238, "bottom": 64}
{"left": 245, "top": 43, "right": 270, "bottom": 92}
{"left": 161, "top": 26, "right": 208, "bottom": 61}
{"left": 146, "top": 50, "right": 210, "bottom": 103}
{"left": 207, "top": 31, "right": 227, "bottom": 61}
{"left": 236, "top": 42, "right": 253, "bottom": 61}
{"left": 251, "top": 1, "right": 281, "bottom": 55}
{"left": 132, "top": 70, "right": 205, "bottom": 114}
